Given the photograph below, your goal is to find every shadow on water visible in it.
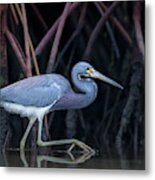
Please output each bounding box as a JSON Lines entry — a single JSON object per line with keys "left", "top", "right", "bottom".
{"left": 0, "top": 146, "right": 145, "bottom": 169}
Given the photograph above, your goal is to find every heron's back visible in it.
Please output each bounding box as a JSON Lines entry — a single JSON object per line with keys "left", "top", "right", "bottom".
{"left": 0, "top": 74, "right": 72, "bottom": 107}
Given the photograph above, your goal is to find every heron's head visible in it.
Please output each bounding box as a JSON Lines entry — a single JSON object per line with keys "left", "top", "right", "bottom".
{"left": 73, "top": 61, "right": 123, "bottom": 89}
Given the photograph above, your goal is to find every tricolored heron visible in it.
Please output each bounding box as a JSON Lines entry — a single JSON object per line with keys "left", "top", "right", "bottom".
{"left": 0, "top": 61, "right": 123, "bottom": 153}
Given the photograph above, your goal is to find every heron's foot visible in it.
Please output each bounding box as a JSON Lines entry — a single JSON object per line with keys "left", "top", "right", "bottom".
{"left": 37, "top": 138, "right": 95, "bottom": 154}
{"left": 67, "top": 139, "right": 95, "bottom": 154}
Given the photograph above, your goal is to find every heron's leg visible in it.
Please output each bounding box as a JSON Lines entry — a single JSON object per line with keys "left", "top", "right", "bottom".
{"left": 37, "top": 118, "right": 95, "bottom": 154}
{"left": 20, "top": 117, "right": 36, "bottom": 151}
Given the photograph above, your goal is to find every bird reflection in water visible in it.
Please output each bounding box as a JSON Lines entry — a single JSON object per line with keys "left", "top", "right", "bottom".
{"left": 20, "top": 149, "right": 94, "bottom": 167}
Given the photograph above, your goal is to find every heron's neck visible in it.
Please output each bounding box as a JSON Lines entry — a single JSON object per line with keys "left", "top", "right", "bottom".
{"left": 71, "top": 73, "right": 98, "bottom": 109}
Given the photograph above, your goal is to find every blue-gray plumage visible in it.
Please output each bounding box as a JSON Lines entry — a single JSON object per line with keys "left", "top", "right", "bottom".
{"left": 1, "top": 74, "right": 71, "bottom": 107}
{"left": 0, "top": 61, "right": 123, "bottom": 153}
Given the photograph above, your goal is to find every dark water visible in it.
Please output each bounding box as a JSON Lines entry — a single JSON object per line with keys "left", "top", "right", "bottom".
{"left": 0, "top": 148, "right": 145, "bottom": 169}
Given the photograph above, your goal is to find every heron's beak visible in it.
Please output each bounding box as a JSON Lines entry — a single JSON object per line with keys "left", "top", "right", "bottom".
{"left": 92, "top": 70, "right": 124, "bottom": 90}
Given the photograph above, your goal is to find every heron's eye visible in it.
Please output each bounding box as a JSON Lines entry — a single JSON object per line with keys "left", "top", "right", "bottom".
{"left": 85, "top": 67, "right": 90, "bottom": 71}
{"left": 85, "top": 67, "right": 94, "bottom": 74}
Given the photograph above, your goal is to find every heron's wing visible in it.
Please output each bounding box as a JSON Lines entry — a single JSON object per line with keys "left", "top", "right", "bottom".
{"left": 0, "top": 75, "right": 70, "bottom": 107}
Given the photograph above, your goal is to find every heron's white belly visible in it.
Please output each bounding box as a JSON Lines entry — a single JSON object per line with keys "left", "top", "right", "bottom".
{"left": 0, "top": 101, "right": 52, "bottom": 119}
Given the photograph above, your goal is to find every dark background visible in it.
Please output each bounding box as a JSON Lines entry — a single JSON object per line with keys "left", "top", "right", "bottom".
{"left": 0, "top": 1, "right": 145, "bottom": 168}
